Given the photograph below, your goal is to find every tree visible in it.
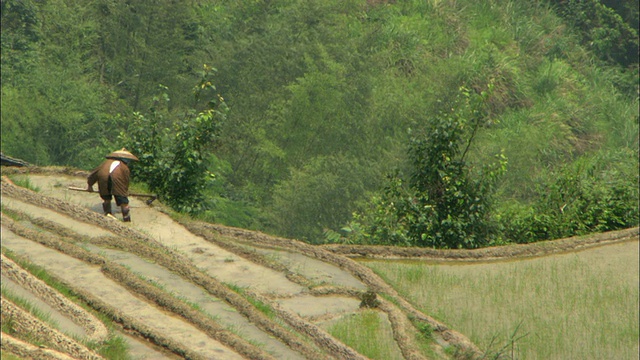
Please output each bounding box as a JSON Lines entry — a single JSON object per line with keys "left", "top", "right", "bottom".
{"left": 1, "top": 0, "right": 40, "bottom": 85}
{"left": 344, "top": 85, "right": 506, "bottom": 248}
{"left": 269, "top": 154, "right": 377, "bottom": 242}
{"left": 551, "top": 0, "right": 639, "bottom": 67}
{"left": 120, "top": 65, "right": 228, "bottom": 213}
{"left": 93, "top": 0, "right": 202, "bottom": 110}
{"left": 501, "top": 149, "right": 639, "bottom": 243}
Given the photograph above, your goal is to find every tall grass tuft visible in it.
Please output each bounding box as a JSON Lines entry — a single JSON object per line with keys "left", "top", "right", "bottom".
{"left": 7, "top": 175, "right": 41, "bottom": 192}
{"left": 94, "top": 335, "right": 131, "bottom": 360}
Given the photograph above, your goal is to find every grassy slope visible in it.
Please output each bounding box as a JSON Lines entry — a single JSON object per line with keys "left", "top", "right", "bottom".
{"left": 0, "top": 0, "right": 636, "bottom": 242}
{"left": 212, "top": 0, "right": 639, "bottom": 239}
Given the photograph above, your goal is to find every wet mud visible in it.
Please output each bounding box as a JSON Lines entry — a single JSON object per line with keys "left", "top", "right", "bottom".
{"left": 2, "top": 167, "right": 636, "bottom": 360}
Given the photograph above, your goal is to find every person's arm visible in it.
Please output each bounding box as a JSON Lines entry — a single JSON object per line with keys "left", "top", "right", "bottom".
{"left": 120, "top": 164, "right": 130, "bottom": 195}
{"left": 87, "top": 166, "right": 100, "bottom": 191}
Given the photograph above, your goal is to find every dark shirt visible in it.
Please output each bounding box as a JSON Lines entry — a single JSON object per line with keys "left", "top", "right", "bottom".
{"left": 87, "top": 159, "right": 130, "bottom": 197}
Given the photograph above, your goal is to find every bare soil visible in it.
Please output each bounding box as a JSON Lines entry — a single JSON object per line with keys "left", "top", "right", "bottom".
{"left": 1, "top": 166, "right": 637, "bottom": 360}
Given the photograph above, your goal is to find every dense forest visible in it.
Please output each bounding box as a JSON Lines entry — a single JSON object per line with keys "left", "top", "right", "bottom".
{"left": 2, "top": 0, "right": 638, "bottom": 248}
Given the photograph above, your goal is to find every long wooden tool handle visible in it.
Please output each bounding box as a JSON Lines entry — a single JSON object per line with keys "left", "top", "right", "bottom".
{"left": 68, "top": 186, "right": 89, "bottom": 192}
{"left": 68, "top": 186, "right": 156, "bottom": 198}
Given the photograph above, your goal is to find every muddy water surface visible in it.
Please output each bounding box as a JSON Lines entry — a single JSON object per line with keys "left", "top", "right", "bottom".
{"left": 1, "top": 275, "right": 87, "bottom": 339}
{"left": 2, "top": 268, "right": 175, "bottom": 360}
{"left": 81, "top": 243, "right": 303, "bottom": 360}
{"left": 2, "top": 196, "right": 112, "bottom": 238}
{"left": 11, "top": 171, "right": 629, "bottom": 359}
{"left": 22, "top": 174, "right": 370, "bottom": 317}
{"left": 254, "top": 247, "right": 367, "bottom": 290}
{"left": 1, "top": 225, "right": 245, "bottom": 360}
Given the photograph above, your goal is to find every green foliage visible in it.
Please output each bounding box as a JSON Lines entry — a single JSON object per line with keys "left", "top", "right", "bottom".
{"left": 1, "top": 0, "right": 637, "bottom": 245}
{"left": 120, "top": 65, "right": 228, "bottom": 213}
{"left": 197, "top": 197, "right": 261, "bottom": 230}
{"left": 550, "top": 0, "right": 638, "bottom": 67}
{"left": 92, "top": 0, "right": 205, "bottom": 111}
{"left": 1, "top": 77, "right": 122, "bottom": 168}
{"left": 270, "top": 155, "right": 377, "bottom": 242}
{"left": 1, "top": 0, "right": 40, "bottom": 84}
{"left": 193, "top": 154, "right": 265, "bottom": 230}
{"left": 345, "top": 86, "right": 507, "bottom": 248}
{"left": 1, "top": 0, "right": 127, "bottom": 168}
{"left": 501, "top": 149, "right": 639, "bottom": 243}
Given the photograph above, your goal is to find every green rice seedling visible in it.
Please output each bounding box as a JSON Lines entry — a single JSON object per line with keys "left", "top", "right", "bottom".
{"left": 93, "top": 335, "right": 132, "bottom": 360}
{"left": 364, "top": 241, "right": 639, "bottom": 359}
{"left": 326, "top": 309, "right": 403, "bottom": 360}
{"left": 0, "top": 205, "right": 27, "bottom": 221}
{"left": 1, "top": 286, "right": 59, "bottom": 329}
{"left": 225, "top": 282, "right": 276, "bottom": 319}
{"left": 136, "top": 273, "right": 167, "bottom": 292}
{"left": 1, "top": 286, "right": 59, "bottom": 349}
{"left": 1, "top": 251, "right": 131, "bottom": 359}
{"left": 2, "top": 253, "right": 73, "bottom": 300}
{"left": 404, "top": 315, "right": 444, "bottom": 360}
{"left": 1, "top": 313, "right": 17, "bottom": 335}
{"left": 7, "top": 175, "right": 41, "bottom": 192}
{"left": 131, "top": 271, "right": 218, "bottom": 321}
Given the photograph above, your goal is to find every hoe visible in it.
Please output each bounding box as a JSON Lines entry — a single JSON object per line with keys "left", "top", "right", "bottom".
{"left": 68, "top": 186, "right": 158, "bottom": 205}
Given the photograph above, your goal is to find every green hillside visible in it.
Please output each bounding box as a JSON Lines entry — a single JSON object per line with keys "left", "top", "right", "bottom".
{"left": 2, "top": 0, "right": 638, "bottom": 246}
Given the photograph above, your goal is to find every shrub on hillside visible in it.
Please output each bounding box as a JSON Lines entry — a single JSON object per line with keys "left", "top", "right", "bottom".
{"left": 343, "top": 85, "right": 507, "bottom": 248}
{"left": 501, "top": 150, "right": 639, "bottom": 243}
{"left": 120, "top": 65, "right": 228, "bottom": 213}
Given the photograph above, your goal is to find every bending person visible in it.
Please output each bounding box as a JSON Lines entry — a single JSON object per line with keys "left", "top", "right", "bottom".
{"left": 87, "top": 148, "right": 139, "bottom": 222}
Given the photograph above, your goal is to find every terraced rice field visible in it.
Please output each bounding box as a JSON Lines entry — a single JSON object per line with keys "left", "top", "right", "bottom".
{"left": 1, "top": 166, "right": 637, "bottom": 359}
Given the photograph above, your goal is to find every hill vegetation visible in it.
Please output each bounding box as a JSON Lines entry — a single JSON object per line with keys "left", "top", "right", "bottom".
{"left": 2, "top": 0, "right": 638, "bottom": 247}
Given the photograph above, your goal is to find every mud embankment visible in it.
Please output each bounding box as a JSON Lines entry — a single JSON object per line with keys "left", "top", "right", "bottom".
{"left": 4, "top": 166, "right": 635, "bottom": 360}
{"left": 320, "top": 227, "right": 639, "bottom": 261}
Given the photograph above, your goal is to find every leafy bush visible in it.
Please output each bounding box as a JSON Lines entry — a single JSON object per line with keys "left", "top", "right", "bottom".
{"left": 501, "top": 149, "right": 639, "bottom": 243}
{"left": 344, "top": 85, "right": 507, "bottom": 248}
{"left": 120, "top": 65, "right": 228, "bottom": 213}
{"left": 551, "top": 0, "right": 638, "bottom": 68}
{"left": 2, "top": 0, "right": 637, "bottom": 245}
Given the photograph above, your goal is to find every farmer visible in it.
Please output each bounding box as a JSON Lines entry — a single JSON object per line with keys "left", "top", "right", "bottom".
{"left": 87, "top": 148, "right": 139, "bottom": 222}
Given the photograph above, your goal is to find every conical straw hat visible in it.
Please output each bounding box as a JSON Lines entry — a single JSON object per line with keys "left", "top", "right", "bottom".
{"left": 106, "top": 148, "right": 139, "bottom": 161}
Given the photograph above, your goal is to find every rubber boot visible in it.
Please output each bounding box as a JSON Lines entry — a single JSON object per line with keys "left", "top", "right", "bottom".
{"left": 121, "top": 205, "right": 131, "bottom": 222}
{"left": 102, "top": 201, "right": 112, "bottom": 216}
